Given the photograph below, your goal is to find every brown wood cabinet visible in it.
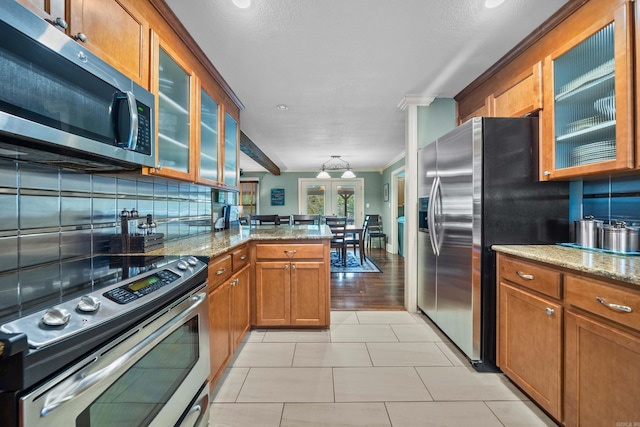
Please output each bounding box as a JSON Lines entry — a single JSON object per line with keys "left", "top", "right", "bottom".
{"left": 253, "top": 241, "right": 330, "bottom": 327}
{"left": 497, "top": 256, "right": 563, "bottom": 421}
{"left": 497, "top": 251, "right": 640, "bottom": 426}
{"left": 69, "top": 0, "right": 150, "bottom": 88}
{"left": 208, "top": 246, "right": 251, "bottom": 385}
{"left": 564, "top": 274, "right": 640, "bottom": 426}
{"left": 18, "top": 0, "right": 150, "bottom": 87}
{"left": 564, "top": 310, "right": 640, "bottom": 426}
{"left": 540, "top": 1, "right": 633, "bottom": 180}
{"left": 489, "top": 62, "right": 543, "bottom": 118}
{"left": 16, "top": 0, "right": 66, "bottom": 28}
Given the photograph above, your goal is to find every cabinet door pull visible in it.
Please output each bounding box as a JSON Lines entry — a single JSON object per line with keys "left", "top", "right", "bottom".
{"left": 284, "top": 265, "right": 289, "bottom": 270}
{"left": 291, "top": 265, "right": 296, "bottom": 270}
{"left": 240, "top": 255, "right": 247, "bottom": 260}
{"left": 596, "top": 297, "right": 632, "bottom": 313}
{"left": 215, "top": 268, "right": 226, "bottom": 275}
{"left": 545, "top": 307, "right": 555, "bottom": 315}
{"left": 516, "top": 271, "right": 535, "bottom": 280}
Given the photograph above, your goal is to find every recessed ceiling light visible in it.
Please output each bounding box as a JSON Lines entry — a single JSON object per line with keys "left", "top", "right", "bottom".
{"left": 485, "top": 0, "right": 505, "bottom": 8}
{"left": 232, "top": 0, "right": 250, "bottom": 9}
{"left": 276, "top": 104, "right": 289, "bottom": 111}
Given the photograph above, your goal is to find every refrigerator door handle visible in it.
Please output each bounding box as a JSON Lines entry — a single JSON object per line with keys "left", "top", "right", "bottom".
{"left": 427, "top": 176, "right": 441, "bottom": 256}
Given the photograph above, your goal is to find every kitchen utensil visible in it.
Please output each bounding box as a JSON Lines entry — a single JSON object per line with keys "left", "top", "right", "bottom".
{"left": 574, "top": 215, "right": 602, "bottom": 248}
{"left": 625, "top": 225, "right": 640, "bottom": 252}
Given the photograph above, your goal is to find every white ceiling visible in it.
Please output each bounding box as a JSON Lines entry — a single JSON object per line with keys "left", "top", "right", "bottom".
{"left": 165, "top": 0, "right": 569, "bottom": 173}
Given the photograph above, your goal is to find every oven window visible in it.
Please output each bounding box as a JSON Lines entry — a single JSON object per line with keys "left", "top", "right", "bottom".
{"left": 76, "top": 317, "right": 199, "bottom": 426}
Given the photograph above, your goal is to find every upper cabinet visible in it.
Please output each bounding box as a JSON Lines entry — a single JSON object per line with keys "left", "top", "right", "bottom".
{"left": 16, "top": 0, "right": 66, "bottom": 30}
{"left": 223, "top": 113, "right": 239, "bottom": 188}
{"left": 198, "top": 85, "right": 220, "bottom": 185}
{"left": 490, "top": 62, "right": 543, "bottom": 118}
{"left": 149, "top": 35, "right": 197, "bottom": 182}
{"left": 18, "top": 0, "right": 150, "bottom": 87}
{"left": 68, "top": 0, "right": 150, "bottom": 88}
{"left": 541, "top": 3, "right": 633, "bottom": 180}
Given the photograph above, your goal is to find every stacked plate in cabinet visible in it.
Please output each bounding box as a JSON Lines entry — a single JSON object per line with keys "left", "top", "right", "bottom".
{"left": 570, "top": 140, "right": 616, "bottom": 166}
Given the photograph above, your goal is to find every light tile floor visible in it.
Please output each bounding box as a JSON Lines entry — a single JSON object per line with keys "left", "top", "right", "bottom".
{"left": 209, "top": 311, "right": 559, "bottom": 426}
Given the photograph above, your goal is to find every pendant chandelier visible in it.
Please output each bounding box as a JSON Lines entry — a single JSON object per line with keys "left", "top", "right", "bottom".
{"left": 316, "top": 155, "right": 356, "bottom": 179}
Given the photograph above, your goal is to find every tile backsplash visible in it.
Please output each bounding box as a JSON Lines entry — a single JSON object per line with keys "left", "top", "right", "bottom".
{"left": 0, "top": 159, "right": 213, "bottom": 274}
{"left": 571, "top": 174, "right": 640, "bottom": 225}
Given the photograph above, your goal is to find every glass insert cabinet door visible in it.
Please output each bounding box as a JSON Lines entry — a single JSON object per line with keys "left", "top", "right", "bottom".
{"left": 199, "top": 89, "right": 219, "bottom": 182}
{"left": 542, "top": 4, "right": 632, "bottom": 179}
{"left": 223, "top": 113, "right": 238, "bottom": 187}
{"left": 157, "top": 45, "right": 192, "bottom": 175}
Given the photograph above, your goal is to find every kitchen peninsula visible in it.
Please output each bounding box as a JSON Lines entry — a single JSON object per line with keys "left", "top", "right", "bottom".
{"left": 147, "top": 224, "right": 333, "bottom": 387}
{"left": 493, "top": 244, "right": 640, "bottom": 425}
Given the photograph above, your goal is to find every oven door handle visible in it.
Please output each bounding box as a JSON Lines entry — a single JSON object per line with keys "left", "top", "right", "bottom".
{"left": 40, "top": 292, "right": 207, "bottom": 417}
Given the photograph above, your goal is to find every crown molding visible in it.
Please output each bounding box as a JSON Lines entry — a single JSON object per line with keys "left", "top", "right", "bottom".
{"left": 397, "top": 94, "right": 436, "bottom": 110}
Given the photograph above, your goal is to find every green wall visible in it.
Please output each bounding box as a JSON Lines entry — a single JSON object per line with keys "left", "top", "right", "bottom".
{"left": 241, "top": 171, "right": 384, "bottom": 217}
{"left": 378, "top": 98, "right": 457, "bottom": 241}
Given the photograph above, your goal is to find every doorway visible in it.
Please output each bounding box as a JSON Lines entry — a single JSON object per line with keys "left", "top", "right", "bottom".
{"left": 298, "top": 178, "right": 364, "bottom": 225}
{"left": 389, "top": 166, "right": 405, "bottom": 255}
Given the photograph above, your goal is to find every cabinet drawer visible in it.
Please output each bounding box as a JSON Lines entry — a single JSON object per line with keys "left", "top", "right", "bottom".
{"left": 208, "top": 254, "right": 232, "bottom": 289}
{"left": 255, "top": 243, "right": 324, "bottom": 260}
{"left": 566, "top": 275, "right": 640, "bottom": 332}
{"left": 232, "top": 246, "right": 249, "bottom": 271}
{"left": 499, "top": 255, "right": 562, "bottom": 299}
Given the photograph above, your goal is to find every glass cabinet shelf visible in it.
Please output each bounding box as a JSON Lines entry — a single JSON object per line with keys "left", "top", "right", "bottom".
{"left": 157, "top": 47, "right": 191, "bottom": 174}
{"left": 552, "top": 22, "right": 616, "bottom": 170}
{"left": 199, "top": 89, "right": 219, "bottom": 183}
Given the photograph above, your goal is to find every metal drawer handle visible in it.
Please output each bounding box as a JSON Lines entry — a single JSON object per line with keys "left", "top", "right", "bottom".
{"left": 596, "top": 297, "right": 632, "bottom": 313}
{"left": 545, "top": 307, "right": 555, "bottom": 315}
{"left": 215, "top": 267, "right": 226, "bottom": 275}
{"left": 516, "top": 271, "right": 534, "bottom": 280}
{"left": 284, "top": 249, "right": 297, "bottom": 255}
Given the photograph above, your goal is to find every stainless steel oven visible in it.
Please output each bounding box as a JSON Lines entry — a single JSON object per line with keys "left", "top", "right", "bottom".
{"left": 0, "top": 1, "right": 155, "bottom": 171}
{"left": 0, "top": 255, "right": 210, "bottom": 427}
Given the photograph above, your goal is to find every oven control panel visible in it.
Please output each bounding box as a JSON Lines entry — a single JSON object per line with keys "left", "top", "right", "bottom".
{"left": 0, "top": 256, "right": 207, "bottom": 349}
{"left": 104, "top": 269, "right": 180, "bottom": 304}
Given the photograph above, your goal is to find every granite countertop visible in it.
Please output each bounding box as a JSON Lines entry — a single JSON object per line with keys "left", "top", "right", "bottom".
{"left": 144, "top": 224, "right": 333, "bottom": 258}
{"left": 492, "top": 244, "right": 640, "bottom": 286}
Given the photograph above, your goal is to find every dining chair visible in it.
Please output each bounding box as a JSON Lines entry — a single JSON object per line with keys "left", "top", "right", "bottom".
{"left": 248, "top": 214, "right": 279, "bottom": 225}
{"left": 366, "top": 215, "right": 386, "bottom": 253}
{"left": 278, "top": 215, "right": 291, "bottom": 225}
{"left": 325, "top": 216, "right": 347, "bottom": 265}
{"left": 345, "top": 216, "right": 367, "bottom": 264}
{"left": 292, "top": 214, "right": 320, "bottom": 225}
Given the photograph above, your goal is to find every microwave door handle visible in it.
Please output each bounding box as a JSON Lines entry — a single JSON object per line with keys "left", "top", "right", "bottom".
{"left": 116, "top": 91, "right": 139, "bottom": 151}
{"left": 40, "top": 292, "right": 206, "bottom": 417}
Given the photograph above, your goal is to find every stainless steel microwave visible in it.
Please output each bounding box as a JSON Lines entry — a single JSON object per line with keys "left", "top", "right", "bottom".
{"left": 0, "top": 2, "right": 155, "bottom": 171}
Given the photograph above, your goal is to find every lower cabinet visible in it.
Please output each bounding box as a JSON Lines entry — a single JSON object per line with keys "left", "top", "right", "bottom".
{"left": 498, "top": 252, "right": 640, "bottom": 426}
{"left": 208, "top": 261, "right": 250, "bottom": 384}
{"left": 255, "top": 261, "right": 327, "bottom": 326}
{"left": 208, "top": 280, "right": 230, "bottom": 384}
{"left": 498, "top": 282, "right": 563, "bottom": 420}
{"left": 564, "top": 310, "right": 640, "bottom": 426}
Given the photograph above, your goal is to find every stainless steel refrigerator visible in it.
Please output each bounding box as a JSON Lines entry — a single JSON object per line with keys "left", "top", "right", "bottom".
{"left": 417, "top": 117, "right": 569, "bottom": 371}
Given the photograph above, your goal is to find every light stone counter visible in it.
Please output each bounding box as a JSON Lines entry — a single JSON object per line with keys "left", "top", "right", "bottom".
{"left": 145, "top": 225, "right": 333, "bottom": 258}
{"left": 492, "top": 244, "right": 640, "bottom": 286}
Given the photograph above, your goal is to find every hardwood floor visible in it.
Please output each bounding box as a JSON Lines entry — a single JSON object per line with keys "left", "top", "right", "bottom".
{"left": 330, "top": 249, "right": 405, "bottom": 310}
